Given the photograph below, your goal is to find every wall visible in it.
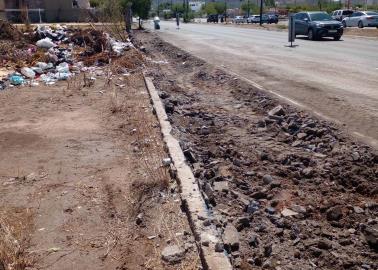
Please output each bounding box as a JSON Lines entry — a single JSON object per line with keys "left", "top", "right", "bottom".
{"left": 43, "top": 0, "right": 90, "bottom": 22}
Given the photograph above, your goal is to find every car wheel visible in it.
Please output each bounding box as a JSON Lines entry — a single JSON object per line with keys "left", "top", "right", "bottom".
{"left": 358, "top": 21, "right": 364, "bottom": 28}
{"left": 342, "top": 21, "right": 347, "bottom": 28}
{"left": 308, "top": 29, "right": 316, "bottom": 40}
{"left": 334, "top": 35, "right": 341, "bottom": 41}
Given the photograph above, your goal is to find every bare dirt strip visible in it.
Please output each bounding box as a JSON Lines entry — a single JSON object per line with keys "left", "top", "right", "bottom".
{"left": 0, "top": 71, "right": 200, "bottom": 270}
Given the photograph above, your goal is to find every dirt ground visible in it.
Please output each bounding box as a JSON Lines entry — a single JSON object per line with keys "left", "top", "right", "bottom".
{"left": 136, "top": 31, "right": 378, "bottom": 270}
{"left": 0, "top": 71, "right": 200, "bottom": 269}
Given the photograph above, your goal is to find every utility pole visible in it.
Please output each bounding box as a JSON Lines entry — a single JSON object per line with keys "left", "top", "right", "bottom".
{"left": 157, "top": 0, "right": 160, "bottom": 16}
{"left": 224, "top": 0, "right": 227, "bottom": 22}
{"left": 125, "top": 2, "right": 132, "bottom": 34}
{"left": 259, "top": 0, "right": 263, "bottom": 25}
{"left": 247, "top": 0, "right": 250, "bottom": 17}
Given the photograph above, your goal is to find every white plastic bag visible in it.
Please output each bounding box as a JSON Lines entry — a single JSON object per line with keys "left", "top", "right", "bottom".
{"left": 36, "top": 38, "right": 56, "bottom": 49}
{"left": 21, "top": 67, "right": 36, "bottom": 78}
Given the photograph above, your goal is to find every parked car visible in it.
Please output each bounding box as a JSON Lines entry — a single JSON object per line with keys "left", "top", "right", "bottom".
{"left": 331, "top": 9, "right": 353, "bottom": 21}
{"left": 247, "top": 15, "right": 269, "bottom": 23}
{"left": 267, "top": 14, "right": 279, "bottom": 24}
{"left": 294, "top": 11, "right": 343, "bottom": 40}
{"left": 342, "top": 11, "right": 378, "bottom": 28}
{"left": 207, "top": 14, "right": 219, "bottom": 23}
{"left": 233, "top": 16, "right": 246, "bottom": 24}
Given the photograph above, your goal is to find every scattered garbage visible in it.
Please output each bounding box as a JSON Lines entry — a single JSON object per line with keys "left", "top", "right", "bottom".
{"left": 36, "top": 37, "right": 56, "bottom": 49}
{"left": 21, "top": 67, "right": 36, "bottom": 79}
{"left": 9, "top": 75, "right": 24, "bottom": 85}
{"left": 0, "top": 80, "right": 6, "bottom": 90}
{"left": 36, "top": 62, "right": 52, "bottom": 71}
{"left": 162, "top": 158, "right": 172, "bottom": 166}
{"left": 109, "top": 38, "right": 133, "bottom": 56}
{"left": 0, "top": 22, "right": 137, "bottom": 90}
{"left": 56, "top": 62, "right": 70, "bottom": 73}
{"left": 54, "top": 72, "right": 71, "bottom": 81}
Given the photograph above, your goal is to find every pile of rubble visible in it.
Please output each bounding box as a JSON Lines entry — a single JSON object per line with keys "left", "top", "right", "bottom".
{"left": 0, "top": 21, "right": 134, "bottom": 91}
{"left": 141, "top": 35, "right": 378, "bottom": 270}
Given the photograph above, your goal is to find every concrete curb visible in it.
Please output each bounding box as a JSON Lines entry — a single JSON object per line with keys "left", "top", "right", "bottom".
{"left": 144, "top": 76, "right": 232, "bottom": 270}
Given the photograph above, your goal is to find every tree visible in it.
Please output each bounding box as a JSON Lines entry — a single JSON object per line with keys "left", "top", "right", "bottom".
{"left": 202, "top": 3, "right": 217, "bottom": 15}
{"left": 241, "top": 1, "right": 259, "bottom": 15}
{"left": 202, "top": 2, "right": 226, "bottom": 15}
{"left": 171, "top": 3, "right": 184, "bottom": 17}
{"left": 264, "top": 0, "right": 276, "bottom": 8}
{"left": 120, "top": 0, "right": 152, "bottom": 29}
{"left": 214, "top": 2, "right": 227, "bottom": 14}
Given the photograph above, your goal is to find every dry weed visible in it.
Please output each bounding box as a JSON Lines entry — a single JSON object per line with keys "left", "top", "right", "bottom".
{"left": 107, "top": 72, "right": 170, "bottom": 212}
{"left": 0, "top": 207, "right": 34, "bottom": 270}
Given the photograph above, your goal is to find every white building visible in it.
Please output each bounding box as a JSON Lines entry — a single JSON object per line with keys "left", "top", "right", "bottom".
{"left": 189, "top": 1, "right": 205, "bottom": 12}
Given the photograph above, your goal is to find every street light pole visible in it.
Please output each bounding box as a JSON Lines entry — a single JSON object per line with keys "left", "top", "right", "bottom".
{"left": 247, "top": 0, "right": 250, "bottom": 17}
{"left": 224, "top": 0, "right": 227, "bottom": 22}
{"left": 259, "top": 0, "right": 263, "bottom": 25}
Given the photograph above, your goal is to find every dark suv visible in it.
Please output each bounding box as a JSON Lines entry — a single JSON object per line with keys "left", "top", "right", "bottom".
{"left": 294, "top": 11, "right": 343, "bottom": 40}
{"left": 207, "top": 14, "right": 219, "bottom": 23}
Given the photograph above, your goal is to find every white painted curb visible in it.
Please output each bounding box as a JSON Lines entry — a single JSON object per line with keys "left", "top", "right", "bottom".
{"left": 144, "top": 76, "right": 232, "bottom": 270}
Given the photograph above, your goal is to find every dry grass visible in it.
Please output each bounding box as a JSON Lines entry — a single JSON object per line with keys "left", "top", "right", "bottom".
{"left": 0, "top": 208, "right": 34, "bottom": 270}
{"left": 107, "top": 71, "right": 170, "bottom": 213}
{"left": 111, "top": 50, "right": 145, "bottom": 73}
{"left": 91, "top": 0, "right": 129, "bottom": 42}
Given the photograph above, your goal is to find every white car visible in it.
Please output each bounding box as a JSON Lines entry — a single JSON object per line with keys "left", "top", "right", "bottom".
{"left": 342, "top": 11, "right": 378, "bottom": 28}
{"left": 247, "top": 15, "right": 260, "bottom": 23}
{"left": 331, "top": 10, "right": 353, "bottom": 21}
{"left": 233, "top": 16, "right": 246, "bottom": 24}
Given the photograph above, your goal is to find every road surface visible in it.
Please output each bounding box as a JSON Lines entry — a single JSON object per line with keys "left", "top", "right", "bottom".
{"left": 152, "top": 21, "right": 378, "bottom": 148}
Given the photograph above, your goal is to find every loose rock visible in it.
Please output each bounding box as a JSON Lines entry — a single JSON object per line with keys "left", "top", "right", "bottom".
{"left": 326, "top": 206, "right": 343, "bottom": 221}
{"left": 223, "top": 224, "right": 240, "bottom": 252}
{"left": 268, "top": 105, "right": 285, "bottom": 116}
{"left": 161, "top": 245, "right": 185, "bottom": 264}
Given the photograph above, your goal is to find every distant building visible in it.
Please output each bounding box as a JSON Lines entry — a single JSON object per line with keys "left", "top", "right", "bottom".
{"left": 189, "top": 1, "right": 205, "bottom": 12}
{"left": 0, "top": 0, "right": 91, "bottom": 22}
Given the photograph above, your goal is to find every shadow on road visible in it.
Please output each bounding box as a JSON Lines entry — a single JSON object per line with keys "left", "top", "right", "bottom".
{"left": 296, "top": 36, "right": 344, "bottom": 42}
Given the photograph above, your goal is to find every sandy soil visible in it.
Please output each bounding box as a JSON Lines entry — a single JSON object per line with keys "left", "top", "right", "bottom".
{"left": 0, "top": 72, "right": 200, "bottom": 270}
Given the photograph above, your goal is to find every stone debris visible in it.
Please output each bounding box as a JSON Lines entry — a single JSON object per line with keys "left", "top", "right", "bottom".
{"left": 141, "top": 33, "right": 378, "bottom": 270}
{"left": 268, "top": 105, "right": 285, "bottom": 116}
{"left": 161, "top": 245, "right": 185, "bottom": 264}
{"left": 363, "top": 225, "right": 378, "bottom": 251}
{"left": 223, "top": 224, "right": 240, "bottom": 252}
{"left": 281, "top": 208, "right": 299, "bottom": 217}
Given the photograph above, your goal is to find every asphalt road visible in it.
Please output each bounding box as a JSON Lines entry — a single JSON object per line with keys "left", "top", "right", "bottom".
{"left": 152, "top": 21, "right": 378, "bottom": 149}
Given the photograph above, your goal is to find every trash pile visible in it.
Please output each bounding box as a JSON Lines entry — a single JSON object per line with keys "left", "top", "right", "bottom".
{"left": 0, "top": 22, "right": 134, "bottom": 91}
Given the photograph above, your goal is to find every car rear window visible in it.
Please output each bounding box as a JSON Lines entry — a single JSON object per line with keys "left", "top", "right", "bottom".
{"left": 342, "top": 10, "right": 353, "bottom": 15}
{"left": 310, "top": 13, "right": 332, "bottom": 21}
